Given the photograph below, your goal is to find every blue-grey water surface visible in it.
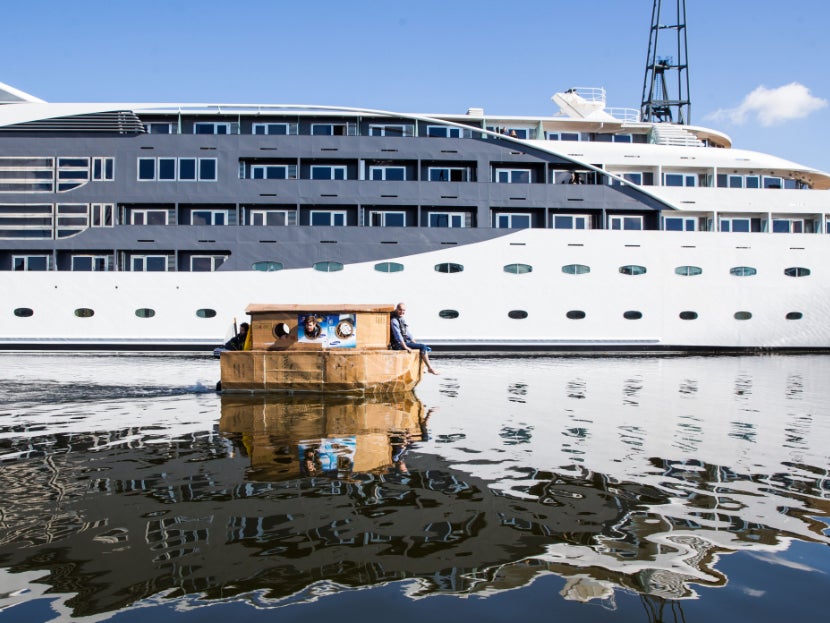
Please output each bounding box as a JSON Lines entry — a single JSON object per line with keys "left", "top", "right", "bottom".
{"left": 0, "top": 353, "right": 827, "bottom": 622}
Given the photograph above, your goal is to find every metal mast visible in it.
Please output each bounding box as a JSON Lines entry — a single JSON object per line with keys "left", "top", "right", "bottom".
{"left": 640, "top": 0, "right": 691, "bottom": 124}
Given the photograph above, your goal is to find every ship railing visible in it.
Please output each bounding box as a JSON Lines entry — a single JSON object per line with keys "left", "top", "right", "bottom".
{"left": 606, "top": 107, "right": 641, "bottom": 123}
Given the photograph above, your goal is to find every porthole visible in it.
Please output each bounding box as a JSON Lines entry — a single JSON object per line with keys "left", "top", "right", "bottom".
{"left": 196, "top": 308, "right": 217, "bottom": 319}
{"left": 786, "top": 312, "right": 803, "bottom": 320}
{"left": 375, "top": 261, "right": 404, "bottom": 273}
{"left": 273, "top": 322, "right": 291, "bottom": 338}
{"left": 675, "top": 265, "right": 703, "bottom": 276}
{"left": 435, "top": 262, "right": 464, "bottom": 274}
{"left": 784, "top": 266, "right": 811, "bottom": 277}
{"left": 619, "top": 265, "right": 647, "bottom": 276}
{"left": 508, "top": 310, "right": 528, "bottom": 319}
{"left": 734, "top": 311, "right": 752, "bottom": 320}
{"left": 566, "top": 310, "right": 586, "bottom": 320}
{"left": 562, "top": 264, "right": 590, "bottom": 275}
{"left": 74, "top": 308, "right": 94, "bottom": 318}
{"left": 503, "top": 263, "right": 533, "bottom": 275}
{"left": 14, "top": 308, "right": 33, "bottom": 318}
{"left": 730, "top": 266, "right": 757, "bottom": 277}
{"left": 252, "top": 261, "right": 283, "bottom": 272}
{"left": 438, "top": 309, "right": 459, "bottom": 319}
{"left": 679, "top": 311, "right": 698, "bottom": 320}
{"left": 313, "top": 261, "right": 344, "bottom": 272}
{"left": 623, "top": 310, "right": 643, "bottom": 320}
{"left": 135, "top": 308, "right": 156, "bottom": 319}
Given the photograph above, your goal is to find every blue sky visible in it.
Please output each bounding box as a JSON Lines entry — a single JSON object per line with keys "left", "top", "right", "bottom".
{"left": 3, "top": 0, "right": 830, "bottom": 171}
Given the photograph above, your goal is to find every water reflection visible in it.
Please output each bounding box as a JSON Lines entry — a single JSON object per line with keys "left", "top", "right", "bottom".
{"left": 0, "top": 355, "right": 828, "bottom": 620}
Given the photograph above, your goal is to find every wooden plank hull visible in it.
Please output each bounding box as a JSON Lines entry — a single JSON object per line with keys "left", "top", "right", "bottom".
{"left": 219, "top": 349, "right": 423, "bottom": 394}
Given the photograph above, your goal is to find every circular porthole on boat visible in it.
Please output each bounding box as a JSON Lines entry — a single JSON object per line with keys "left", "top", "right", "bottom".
{"left": 273, "top": 322, "right": 291, "bottom": 338}
{"left": 196, "top": 308, "right": 217, "bottom": 319}
{"left": 679, "top": 311, "right": 698, "bottom": 320}
{"left": 734, "top": 311, "right": 752, "bottom": 320}
{"left": 786, "top": 312, "right": 803, "bottom": 320}
{"left": 508, "top": 310, "right": 528, "bottom": 319}
{"left": 135, "top": 308, "right": 156, "bottom": 319}
{"left": 438, "top": 309, "right": 459, "bottom": 319}
{"left": 566, "top": 310, "right": 586, "bottom": 320}
{"left": 74, "top": 308, "right": 94, "bottom": 318}
{"left": 14, "top": 308, "right": 34, "bottom": 318}
{"left": 623, "top": 310, "right": 643, "bottom": 320}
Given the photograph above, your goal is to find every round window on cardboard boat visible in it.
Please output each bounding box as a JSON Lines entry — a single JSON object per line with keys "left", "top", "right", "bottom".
{"left": 14, "top": 308, "right": 34, "bottom": 318}
{"left": 273, "top": 322, "right": 291, "bottom": 338}
{"left": 734, "top": 311, "right": 752, "bottom": 321}
{"left": 508, "top": 310, "right": 528, "bottom": 319}
{"left": 619, "top": 265, "right": 647, "bottom": 276}
{"left": 784, "top": 266, "right": 811, "bottom": 277}
{"left": 374, "top": 261, "right": 404, "bottom": 273}
{"left": 562, "top": 264, "right": 590, "bottom": 275}
{"left": 252, "top": 261, "right": 283, "bottom": 272}
{"left": 434, "top": 262, "right": 464, "bottom": 274}
{"left": 438, "top": 309, "right": 460, "bottom": 319}
{"left": 135, "top": 308, "right": 156, "bottom": 319}
{"left": 313, "top": 261, "right": 344, "bottom": 272}
{"left": 503, "top": 263, "right": 533, "bottom": 275}
{"left": 786, "top": 311, "right": 803, "bottom": 320}
{"left": 675, "top": 265, "right": 703, "bottom": 276}
{"left": 730, "top": 266, "right": 757, "bottom": 277}
{"left": 566, "top": 310, "right": 586, "bottom": 320}
{"left": 196, "top": 308, "right": 217, "bottom": 319}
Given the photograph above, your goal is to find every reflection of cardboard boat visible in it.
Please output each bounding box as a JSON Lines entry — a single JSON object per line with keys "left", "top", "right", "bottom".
{"left": 219, "top": 392, "right": 424, "bottom": 479}
{"left": 219, "top": 304, "right": 422, "bottom": 394}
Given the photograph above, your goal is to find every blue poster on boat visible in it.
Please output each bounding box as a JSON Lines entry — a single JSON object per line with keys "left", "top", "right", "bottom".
{"left": 297, "top": 313, "right": 356, "bottom": 348}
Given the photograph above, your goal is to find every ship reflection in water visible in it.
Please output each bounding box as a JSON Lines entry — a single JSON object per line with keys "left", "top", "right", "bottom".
{"left": 0, "top": 355, "right": 828, "bottom": 622}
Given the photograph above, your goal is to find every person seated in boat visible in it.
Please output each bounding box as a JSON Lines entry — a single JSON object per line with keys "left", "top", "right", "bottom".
{"left": 224, "top": 322, "right": 249, "bottom": 350}
{"left": 390, "top": 302, "right": 438, "bottom": 375}
{"left": 568, "top": 171, "right": 582, "bottom": 184}
{"left": 302, "top": 314, "right": 322, "bottom": 340}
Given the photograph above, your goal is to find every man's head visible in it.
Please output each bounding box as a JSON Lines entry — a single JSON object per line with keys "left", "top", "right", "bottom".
{"left": 240, "top": 322, "right": 249, "bottom": 332}
{"left": 395, "top": 303, "right": 406, "bottom": 315}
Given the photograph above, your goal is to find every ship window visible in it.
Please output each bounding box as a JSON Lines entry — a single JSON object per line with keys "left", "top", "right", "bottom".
{"left": 311, "top": 123, "right": 350, "bottom": 136}
{"left": 426, "top": 125, "right": 463, "bottom": 138}
{"left": 190, "top": 209, "right": 228, "bottom": 226}
{"left": 730, "top": 266, "right": 757, "bottom": 277}
{"left": 772, "top": 219, "right": 805, "bottom": 233}
{"left": 495, "top": 168, "right": 532, "bottom": 183}
{"left": 503, "top": 263, "right": 533, "bottom": 274}
{"left": 131, "top": 255, "right": 168, "bottom": 272}
{"left": 675, "top": 265, "right": 703, "bottom": 276}
{"left": 91, "top": 204, "right": 114, "bottom": 227}
{"left": 194, "top": 122, "right": 230, "bottom": 135}
{"left": 786, "top": 312, "right": 803, "bottom": 320}
{"left": 438, "top": 309, "right": 460, "bottom": 319}
{"left": 623, "top": 310, "right": 643, "bottom": 320}
{"left": 13, "top": 255, "right": 49, "bottom": 271}
{"left": 734, "top": 311, "right": 752, "bottom": 320}
{"left": 664, "top": 216, "right": 696, "bottom": 231}
{"left": 250, "top": 164, "right": 297, "bottom": 180}
{"left": 14, "top": 308, "right": 34, "bottom": 318}
{"left": 252, "top": 261, "right": 284, "bottom": 272}
{"left": 253, "top": 122, "right": 295, "bottom": 135}
{"left": 609, "top": 215, "right": 643, "bottom": 230}
{"left": 434, "top": 262, "right": 464, "bottom": 273}
{"left": 74, "top": 308, "right": 94, "bottom": 318}
{"left": 310, "top": 210, "right": 347, "bottom": 226}
{"left": 309, "top": 165, "right": 347, "bottom": 180}
{"left": 145, "top": 122, "right": 173, "bottom": 134}
{"left": 552, "top": 214, "right": 590, "bottom": 230}
{"left": 138, "top": 158, "right": 156, "bottom": 180}
{"left": 508, "top": 310, "right": 528, "bottom": 319}
{"left": 131, "top": 209, "right": 168, "bottom": 225}
{"left": 763, "top": 176, "right": 783, "bottom": 189}
{"left": 313, "top": 261, "right": 344, "bottom": 272}
{"left": 619, "top": 265, "right": 647, "bottom": 275}
{"left": 179, "top": 158, "right": 197, "bottom": 181}
{"left": 368, "top": 124, "right": 414, "bottom": 137}
{"left": 663, "top": 173, "right": 697, "bottom": 187}
{"left": 198, "top": 158, "right": 217, "bottom": 181}
{"left": 566, "top": 310, "right": 586, "bottom": 320}
{"left": 250, "top": 209, "right": 289, "bottom": 226}
{"left": 562, "top": 264, "right": 590, "bottom": 275}
{"left": 196, "top": 308, "right": 217, "bottom": 318}
{"left": 495, "top": 213, "right": 531, "bottom": 229}
{"left": 784, "top": 266, "right": 811, "bottom": 277}
{"left": 679, "top": 311, "right": 698, "bottom": 320}
{"left": 428, "top": 212, "right": 465, "bottom": 228}
{"left": 92, "top": 157, "right": 114, "bottom": 181}
{"left": 720, "top": 217, "right": 757, "bottom": 232}
{"left": 547, "top": 131, "right": 580, "bottom": 141}
{"left": 374, "top": 261, "right": 404, "bottom": 273}
{"left": 190, "top": 255, "right": 226, "bottom": 272}
{"left": 369, "top": 211, "right": 406, "bottom": 227}
{"left": 369, "top": 166, "right": 406, "bottom": 181}
{"left": 135, "top": 308, "right": 156, "bottom": 319}
{"left": 71, "top": 255, "right": 110, "bottom": 271}
{"left": 158, "top": 158, "right": 176, "bottom": 181}
{"left": 427, "top": 167, "right": 470, "bottom": 182}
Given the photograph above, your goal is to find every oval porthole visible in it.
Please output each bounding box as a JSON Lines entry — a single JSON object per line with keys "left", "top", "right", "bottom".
{"left": 508, "top": 310, "right": 528, "bottom": 319}
{"left": 784, "top": 266, "right": 811, "bottom": 277}
{"left": 435, "top": 262, "right": 464, "bottom": 274}
{"left": 623, "top": 310, "right": 643, "bottom": 320}
{"left": 679, "top": 311, "right": 698, "bottom": 320}
{"left": 252, "top": 261, "right": 283, "bottom": 272}
{"left": 375, "top": 261, "right": 404, "bottom": 273}
{"left": 619, "top": 265, "right": 647, "bottom": 276}
{"left": 562, "top": 264, "right": 590, "bottom": 275}
{"left": 730, "top": 266, "right": 757, "bottom": 277}
{"left": 74, "top": 308, "right": 94, "bottom": 318}
{"left": 786, "top": 311, "right": 803, "bottom": 320}
{"left": 273, "top": 322, "right": 291, "bottom": 338}
{"left": 503, "top": 263, "right": 533, "bottom": 275}
{"left": 438, "top": 309, "right": 459, "bottom": 319}
{"left": 14, "top": 308, "right": 34, "bottom": 318}
{"left": 566, "top": 310, "right": 586, "bottom": 320}
{"left": 313, "top": 261, "right": 344, "bottom": 272}
{"left": 196, "top": 308, "right": 217, "bottom": 319}
{"left": 734, "top": 311, "right": 752, "bottom": 320}
{"left": 675, "top": 265, "right": 703, "bottom": 276}
{"left": 135, "top": 308, "right": 156, "bottom": 319}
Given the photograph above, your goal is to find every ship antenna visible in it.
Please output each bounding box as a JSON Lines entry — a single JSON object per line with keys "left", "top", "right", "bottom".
{"left": 640, "top": 0, "right": 691, "bottom": 124}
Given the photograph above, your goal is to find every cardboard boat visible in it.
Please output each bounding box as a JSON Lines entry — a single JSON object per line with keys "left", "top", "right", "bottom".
{"left": 219, "top": 304, "right": 422, "bottom": 394}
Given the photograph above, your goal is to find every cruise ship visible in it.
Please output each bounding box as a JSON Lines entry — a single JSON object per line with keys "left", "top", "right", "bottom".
{"left": 1, "top": 80, "right": 829, "bottom": 352}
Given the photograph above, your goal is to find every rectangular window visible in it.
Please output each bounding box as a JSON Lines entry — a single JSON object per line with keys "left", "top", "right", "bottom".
{"left": 613, "top": 134, "right": 633, "bottom": 143}
{"left": 311, "top": 123, "right": 350, "bottom": 136}
{"left": 663, "top": 173, "right": 697, "bottom": 187}
{"left": 158, "top": 158, "right": 177, "bottom": 181}
{"left": 427, "top": 167, "right": 469, "bottom": 182}
{"left": 190, "top": 209, "right": 228, "bottom": 226}
{"left": 130, "top": 209, "right": 168, "bottom": 225}
{"left": 253, "top": 123, "right": 293, "bottom": 135}
{"left": 368, "top": 124, "right": 413, "bottom": 137}
{"left": 728, "top": 175, "right": 743, "bottom": 189}
{"left": 772, "top": 219, "right": 804, "bottom": 233}
{"left": 369, "top": 211, "right": 406, "bottom": 227}
{"left": 720, "top": 218, "right": 751, "bottom": 233}
{"left": 552, "top": 214, "right": 590, "bottom": 230}
{"left": 310, "top": 210, "right": 347, "bottom": 226}
{"left": 194, "top": 122, "right": 230, "bottom": 135}
{"left": 251, "top": 164, "right": 296, "bottom": 180}
{"left": 131, "top": 255, "right": 168, "bottom": 271}
{"left": 494, "top": 213, "right": 531, "bottom": 228}
{"left": 71, "top": 255, "right": 110, "bottom": 271}
{"left": 138, "top": 158, "right": 156, "bottom": 180}
{"left": 664, "top": 216, "right": 697, "bottom": 231}
{"left": 426, "top": 125, "right": 463, "bottom": 138}
{"left": 178, "top": 158, "right": 197, "bottom": 181}
{"left": 13, "top": 255, "right": 49, "bottom": 271}
{"left": 428, "top": 212, "right": 464, "bottom": 228}
{"left": 547, "top": 131, "right": 580, "bottom": 141}
{"left": 610, "top": 215, "right": 643, "bottom": 230}
{"left": 495, "top": 168, "right": 531, "bottom": 183}
{"left": 91, "top": 204, "right": 114, "bottom": 227}
{"left": 146, "top": 122, "right": 173, "bottom": 134}
{"left": 763, "top": 176, "right": 783, "bottom": 189}
{"left": 310, "top": 165, "right": 347, "bottom": 180}
{"left": 250, "top": 210, "right": 289, "bottom": 226}
{"left": 190, "top": 255, "right": 227, "bottom": 271}
{"left": 92, "top": 157, "right": 115, "bottom": 181}
{"left": 369, "top": 166, "right": 406, "bottom": 181}
{"left": 198, "top": 158, "right": 217, "bottom": 181}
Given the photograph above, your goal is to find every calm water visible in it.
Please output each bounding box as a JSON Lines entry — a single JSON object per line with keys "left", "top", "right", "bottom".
{"left": 0, "top": 354, "right": 827, "bottom": 623}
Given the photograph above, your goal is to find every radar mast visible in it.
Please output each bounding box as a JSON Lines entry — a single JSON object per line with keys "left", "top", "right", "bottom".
{"left": 641, "top": 0, "right": 691, "bottom": 124}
